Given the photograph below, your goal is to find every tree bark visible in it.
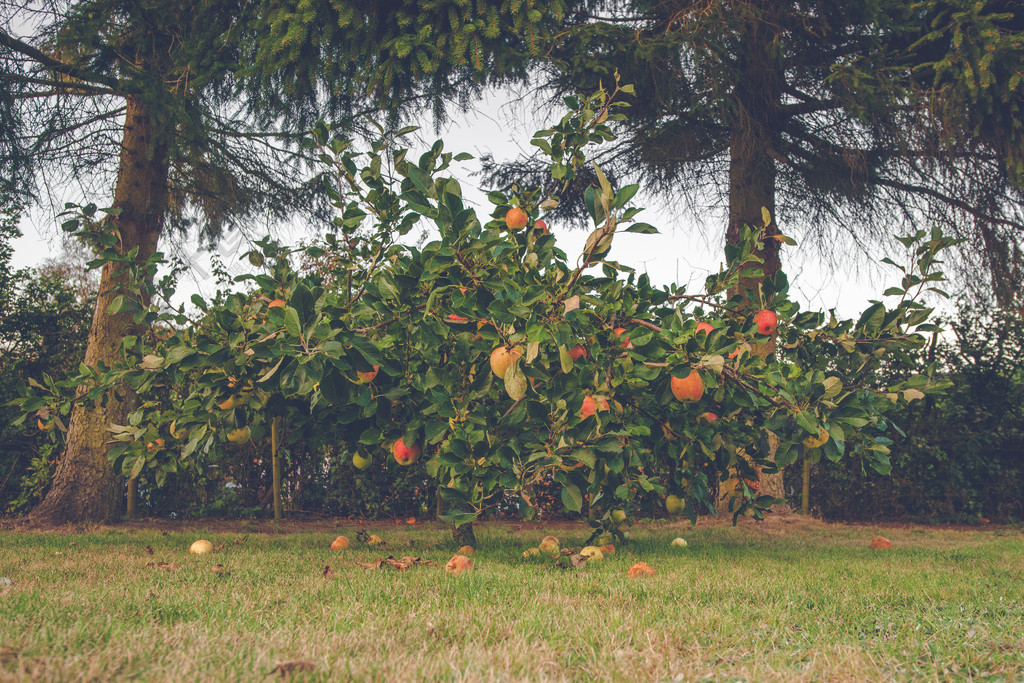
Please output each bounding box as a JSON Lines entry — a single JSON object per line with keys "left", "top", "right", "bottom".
{"left": 29, "top": 97, "right": 168, "bottom": 524}
{"left": 721, "top": 6, "right": 788, "bottom": 511}
{"left": 452, "top": 522, "right": 476, "bottom": 548}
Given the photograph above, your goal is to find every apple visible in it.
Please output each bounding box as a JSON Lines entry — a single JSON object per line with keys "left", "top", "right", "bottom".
{"left": 267, "top": 299, "right": 286, "bottom": 309}
{"left": 754, "top": 309, "right": 778, "bottom": 335}
{"left": 226, "top": 426, "right": 251, "bottom": 445}
{"left": 445, "top": 554, "right": 473, "bottom": 575}
{"left": 610, "top": 509, "right": 627, "bottom": 525}
{"left": 580, "top": 546, "right": 605, "bottom": 561}
{"left": 802, "top": 426, "right": 830, "bottom": 450}
{"left": 352, "top": 452, "right": 372, "bottom": 470}
{"left": 695, "top": 321, "right": 714, "bottom": 336}
{"left": 671, "top": 537, "right": 688, "bottom": 548}
{"left": 670, "top": 370, "right": 704, "bottom": 403}
{"left": 600, "top": 544, "right": 615, "bottom": 555}
{"left": 534, "top": 219, "right": 548, "bottom": 233}
{"left": 627, "top": 561, "right": 655, "bottom": 578}
{"left": 330, "top": 536, "right": 350, "bottom": 550}
{"left": 596, "top": 532, "right": 614, "bottom": 546}
{"left": 457, "top": 545, "right": 475, "bottom": 555}
{"left": 505, "top": 207, "right": 529, "bottom": 231}
{"left": 698, "top": 411, "right": 718, "bottom": 423}
{"left": 538, "top": 536, "right": 560, "bottom": 554}
{"left": 367, "top": 534, "right": 385, "bottom": 546}
{"left": 37, "top": 418, "right": 55, "bottom": 432}
{"left": 391, "top": 438, "right": 421, "bottom": 466}
{"left": 613, "top": 327, "right": 633, "bottom": 349}
{"left": 870, "top": 536, "right": 892, "bottom": 550}
{"left": 355, "top": 365, "right": 379, "bottom": 384}
{"left": 189, "top": 539, "right": 214, "bottom": 555}
{"left": 568, "top": 344, "right": 588, "bottom": 361}
{"left": 522, "top": 547, "right": 541, "bottom": 558}
{"left": 145, "top": 438, "right": 165, "bottom": 452}
{"left": 489, "top": 345, "right": 523, "bottom": 378}
{"left": 579, "top": 395, "right": 610, "bottom": 419}
{"left": 665, "top": 494, "right": 685, "bottom": 515}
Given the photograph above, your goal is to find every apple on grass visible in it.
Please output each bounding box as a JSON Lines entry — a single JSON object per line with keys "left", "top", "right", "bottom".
{"left": 189, "top": 540, "right": 214, "bottom": 555}
{"left": 330, "top": 536, "right": 350, "bottom": 550}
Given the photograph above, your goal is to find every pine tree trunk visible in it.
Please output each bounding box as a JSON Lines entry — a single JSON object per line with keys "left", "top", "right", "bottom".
{"left": 29, "top": 97, "right": 168, "bottom": 525}
{"left": 722, "top": 11, "right": 788, "bottom": 511}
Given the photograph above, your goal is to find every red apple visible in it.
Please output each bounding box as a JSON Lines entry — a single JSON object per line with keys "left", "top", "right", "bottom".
{"left": 754, "top": 309, "right": 778, "bottom": 335}
{"left": 568, "top": 344, "right": 588, "bottom": 361}
{"left": 534, "top": 219, "right": 548, "bottom": 233}
{"left": 392, "top": 438, "right": 421, "bottom": 466}
{"left": 268, "top": 299, "right": 286, "bottom": 308}
{"left": 613, "top": 327, "right": 633, "bottom": 349}
{"left": 670, "top": 370, "right": 704, "bottom": 403}
{"left": 695, "top": 321, "right": 714, "bottom": 335}
{"left": 579, "top": 395, "right": 610, "bottom": 419}
{"left": 355, "top": 365, "right": 379, "bottom": 384}
{"left": 505, "top": 207, "right": 529, "bottom": 231}
{"left": 698, "top": 411, "right": 718, "bottom": 423}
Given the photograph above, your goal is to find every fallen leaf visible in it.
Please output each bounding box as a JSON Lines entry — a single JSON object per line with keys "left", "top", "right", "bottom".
{"left": 145, "top": 562, "right": 181, "bottom": 571}
{"left": 322, "top": 565, "right": 334, "bottom": 579}
{"left": 354, "top": 559, "right": 385, "bottom": 571}
{"left": 870, "top": 536, "right": 893, "bottom": 550}
{"left": 232, "top": 534, "right": 249, "bottom": 545}
{"left": 406, "top": 517, "right": 416, "bottom": 525}
{"left": 270, "top": 660, "right": 316, "bottom": 677}
{"left": 144, "top": 545, "right": 154, "bottom": 555}
{"left": 628, "top": 561, "right": 655, "bottom": 578}
{"left": 210, "top": 564, "right": 229, "bottom": 574}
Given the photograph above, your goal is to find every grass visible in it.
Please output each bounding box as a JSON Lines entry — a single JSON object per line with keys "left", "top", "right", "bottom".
{"left": 1, "top": 515, "right": 1023, "bottom": 681}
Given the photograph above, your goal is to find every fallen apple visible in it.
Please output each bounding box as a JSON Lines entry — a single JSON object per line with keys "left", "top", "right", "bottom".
{"left": 627, "top": 561, "right": 655, "bottom": 578}
{"left": 189, "top": 540, "right": 214, "bottom": 555}
{"left": 522, "top": 547, "right": 541, "bottom": 558}
{"left": 457, "top": 545, "right": 475, "bottom": 555}
{"left": 580, "top": 546, "right": 605, "bottom": 561}
{"left": 671, "top": 537, "right": 688, "bottom": 548}
{"left": 330, "top": 536, "right": 350, "bottom": 550}
{"left": 445, "top": 554, "right": 473, "bottom": 575}
{"left": 538, "top": 536, "right": 560, "bottom": 554}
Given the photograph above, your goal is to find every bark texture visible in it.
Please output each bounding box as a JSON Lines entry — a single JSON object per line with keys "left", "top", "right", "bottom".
{"left": 721, "top": 6, "right": 788, "bottom": 510}
{"left": 30, "top": 97, "right": 168, "bottom": 524}
{"left": 452, "top": 522, "right": 476, "bottom": 548}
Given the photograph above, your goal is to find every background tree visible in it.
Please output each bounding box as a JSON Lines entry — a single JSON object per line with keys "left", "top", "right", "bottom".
{"left": 483, "top": 0, "right": 1024, "bottom": 304}
{"left": 0, "top": 0, "right": 567, "bottom": 523}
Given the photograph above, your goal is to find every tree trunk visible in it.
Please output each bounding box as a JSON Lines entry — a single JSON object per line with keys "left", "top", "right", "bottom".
{"left": 29, "top": 97, "right": 168, "bottom": 525}
{"left": 452, "top": 522, "right": 476, "bottom": 548}
{"left": 722, "top": 8, "right": 787, "bottom": 511}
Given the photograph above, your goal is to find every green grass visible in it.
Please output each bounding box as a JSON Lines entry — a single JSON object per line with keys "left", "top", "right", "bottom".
{"left": 1, "top": 516, "right": 1023, "bottom": 681}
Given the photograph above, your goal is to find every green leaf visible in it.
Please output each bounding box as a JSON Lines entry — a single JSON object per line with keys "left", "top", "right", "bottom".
{"left": 794, "top": 410, "right": 818, "bottom": 435}
{"left": 561, "top": 484, "right": 583, "bottom": 513}
{"left": 505, "top": 363, "right": 527, "bottom": 401}
{"left": 439, "top": 510, "right": 479, "bottom": 527}
{"left": 284, "top": 307, "right": 302, "bottom": 337}
{"left": 624, "top": 223, "right": 658, "bottom": 234}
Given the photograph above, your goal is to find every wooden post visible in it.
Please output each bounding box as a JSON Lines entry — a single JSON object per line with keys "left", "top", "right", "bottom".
{"left": 271, "top": 416, "right": 283, "bottom": 520}
{"left": 801, "top": 455, "right": 810, "bottom": 515}
{"left": 126, "top": 477, "right": 138, "bottom": 519}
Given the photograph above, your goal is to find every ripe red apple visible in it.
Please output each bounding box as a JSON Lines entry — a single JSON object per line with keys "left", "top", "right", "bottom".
{"left": 330, "top": 536, "right": 350, "bottom": 550}
{"left": 695, "top": 321, "right": 714, "bottom": 336}
{"left": 754, "top": 309, "right": 778, "bottom": 335}
{"left": 267, "top": 299, "right": 286, "bottom": 309}
{"left": 568, "top": 344, "right": 588, "bottom": 361}
{"left": 670, "top": 370, "right": 704, "bottom": 402}
{"left": 490, "top": 345, "right": 523, "bottom": 378}
{"left": 505, "top": 207, "right": 529, "bottom": 231}
{"left": 534, "top": 219, "right": 548, "bottom": 233}
{"left": 355, "top": 365, "right": 379, "bottom": 384}
{"left": 613, "top": 327, "right": 633, "bottom": 349}
{"left": 392, "top": 438, "right": 421, "bottom": 466}
{"left": 698, "top": 411, "right": 718, "bottom": 423}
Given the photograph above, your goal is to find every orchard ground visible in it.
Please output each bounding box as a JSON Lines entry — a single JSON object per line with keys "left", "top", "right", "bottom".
{"left": 1, "top": 515, "right": 1022, "bottom": 681}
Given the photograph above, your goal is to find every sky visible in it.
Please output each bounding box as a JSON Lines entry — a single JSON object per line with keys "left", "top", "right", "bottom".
{"left": 11, "top": 89, "right": 915, "bottom": 321}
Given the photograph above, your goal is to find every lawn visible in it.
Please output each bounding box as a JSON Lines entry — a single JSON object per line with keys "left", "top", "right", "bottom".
{"left": 1, "top": 515, "right": 1022, "bottom": 681}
